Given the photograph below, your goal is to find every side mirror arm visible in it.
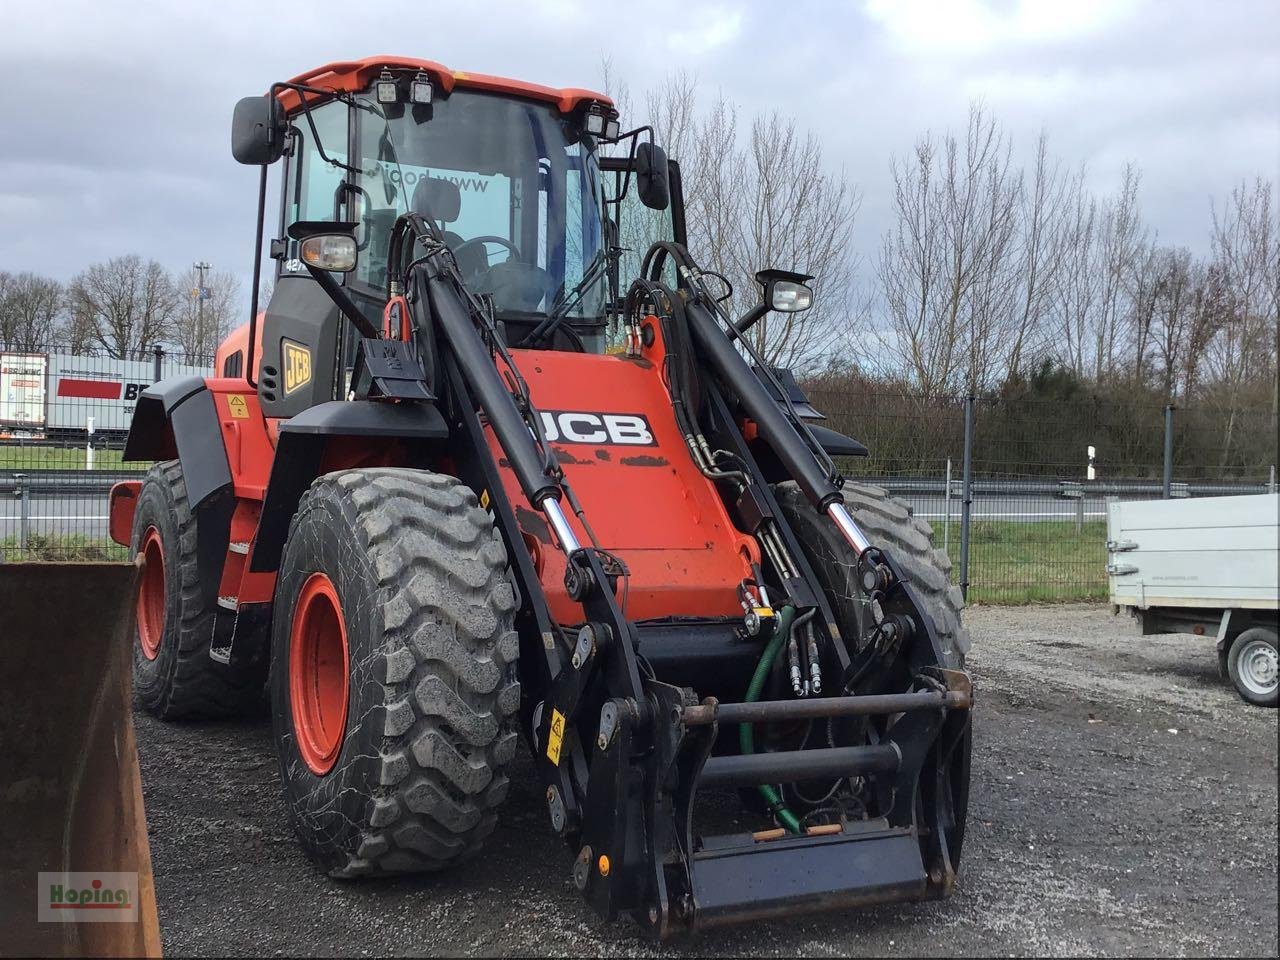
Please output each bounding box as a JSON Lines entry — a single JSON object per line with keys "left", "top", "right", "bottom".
{"left": 734, "top": 301, "right": 769, "bottom": 336}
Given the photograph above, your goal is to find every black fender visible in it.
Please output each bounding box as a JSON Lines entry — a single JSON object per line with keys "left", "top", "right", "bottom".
{"left": 249, "top": 400, "right": 450, "bottom": 573}
{"left": 123, "top": 376, "right": 233, "bottom": 508}
{"left": 121, "top": 376, "right": 235, "bottom": 608}
{"left": 754, "top": 365, "right": 868, "bottom": 457}
{"left": 807, "top": 422, "right": 869, "bottom": 458}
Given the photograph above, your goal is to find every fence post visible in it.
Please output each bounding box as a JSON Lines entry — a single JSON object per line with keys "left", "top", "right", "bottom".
{"left": 959, "top": 396, "right": 974, "bottom": 601}
{"left": 1076, "top": 493, "right": 1084, "bottom": 534}
{"left": 943, "top": 457, "right": 952, "bottom": 553}
{"left": 153, "top": 343, "right": 164, "bottom": 383}
{"left": 1269, "top": 464, "right": 1276, "bottom": 495}
{"left": 1162, "top": 404, "right": 1175, "bottom": 499}
{"left": 15, "top": 473, "right": 30, "bottom": 554}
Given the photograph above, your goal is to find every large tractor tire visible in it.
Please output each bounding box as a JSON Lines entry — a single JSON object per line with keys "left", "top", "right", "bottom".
{"left": 775, "top": 481, "right": 969, "bottom": 669}
{"left": 774, "top": 480, "right": 971, "bottom": 863}
{"left": 131, "top": 460, "right": 260, "bottom": 719}
{"left": 270, "top": 468, "right": 520, "bottom": 878}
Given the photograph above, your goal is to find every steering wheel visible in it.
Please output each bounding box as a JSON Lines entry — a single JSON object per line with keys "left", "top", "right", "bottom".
{"left": 453, "top": 235, "right": 521, "bottom": 269}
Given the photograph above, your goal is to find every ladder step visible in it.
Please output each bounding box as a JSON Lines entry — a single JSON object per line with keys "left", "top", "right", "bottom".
{"left": 217, "top": 596, "right": 238, "bottom": 611}
{"left": 228, "top": 541, "right": 250, "bottom": 555}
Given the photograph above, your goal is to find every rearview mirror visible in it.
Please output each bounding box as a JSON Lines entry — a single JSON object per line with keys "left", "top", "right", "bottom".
{"left": 635, "top": 142, "right": 670, "bottom": 211}
{"left": 232, "top": 95, "right": 288, "bottom": 165}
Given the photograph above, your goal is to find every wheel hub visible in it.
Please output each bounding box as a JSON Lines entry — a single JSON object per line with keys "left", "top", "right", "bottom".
{"left": 136, "top": 526, "right": 166, "bottom": 661}
{"left": 1237, "top": 639, "right": 1278, "bottom": 696}
{"left": 289, "top": 572, "right": 350, "bottom": 776}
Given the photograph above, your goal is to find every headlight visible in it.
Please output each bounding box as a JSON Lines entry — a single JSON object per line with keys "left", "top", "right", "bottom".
{"left": 300, "top": 235, "right": 358, "bottom": 273}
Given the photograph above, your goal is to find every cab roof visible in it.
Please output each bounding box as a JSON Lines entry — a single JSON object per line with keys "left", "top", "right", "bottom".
{"left": 277, "top": 55, "right": 612, "bottom": 116}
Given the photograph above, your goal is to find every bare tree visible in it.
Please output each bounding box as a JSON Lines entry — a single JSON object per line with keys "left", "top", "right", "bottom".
{"left": 1002, "top": 132, "right": 1068, "bottom": 382}
{"left": 1052, "top": 167, "right": 1101, "bottom": 377}
{"left": 1207, "top": 177, "right": 1279, "bottom": 459}
{"left": 68, "top": 255, "right": 176, "bottom": 358}
{"left": 172, "top": 266, "right": 241, "bottom": 361}
{"left": 1146, "top": 247, "right": 1197, "bottom": 398}
{"left": 0, "top": 272, "right": 65, "bottom": 351}
{"left": 606, "top": 70, "right": 858, "bottom": 369}
{"left": 871, "top": 104, "right": 1021, "bottom": 395}
{"left": 1126, "top": 238, "right": 1161, "bottom": 385}
{"left": 1092, "top": 164, "right": 1147, "bottom": 381}
{"left": 736, "top": 113, "right": 859, "bottom": 368}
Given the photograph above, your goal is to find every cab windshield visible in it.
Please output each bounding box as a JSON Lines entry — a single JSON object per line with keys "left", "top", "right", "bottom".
{"left": 350, "top": 89, "right": 607, "bottom": 333}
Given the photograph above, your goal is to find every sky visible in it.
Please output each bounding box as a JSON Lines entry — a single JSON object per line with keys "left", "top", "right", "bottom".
{"left": 1, "top": 0, "right": 1276, "bottom": 296}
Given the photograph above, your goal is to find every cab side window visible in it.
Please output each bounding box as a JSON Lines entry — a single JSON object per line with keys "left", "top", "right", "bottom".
{"left": 281, "top": 101, "right": 350, "bottom": 271}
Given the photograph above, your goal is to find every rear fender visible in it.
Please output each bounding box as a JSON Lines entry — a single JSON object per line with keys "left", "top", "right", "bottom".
{"left": 249, "top": 400, "right": 450, "bottom": 573}
{"left": 123, "top": 376, "right": 233, "bottom": 509}
{"left": 122, "top": 377, "right": 236, "bottom": 607}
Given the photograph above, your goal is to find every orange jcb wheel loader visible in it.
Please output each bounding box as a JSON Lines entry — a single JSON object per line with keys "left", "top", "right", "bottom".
{"left": 108, "top": 56, "right": 972, "bottom": 937}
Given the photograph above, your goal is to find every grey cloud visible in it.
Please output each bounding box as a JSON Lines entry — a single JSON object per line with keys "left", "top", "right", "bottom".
{"left": 0, "top": 0, "right": 1275, "bottom": 296}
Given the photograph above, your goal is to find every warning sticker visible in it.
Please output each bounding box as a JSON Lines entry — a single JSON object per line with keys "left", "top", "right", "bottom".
{"left": 227, "top": 395, "right": 250, "bottom": 419}
{"left": 546, "top": 708, "right": 566, "bottom": 765}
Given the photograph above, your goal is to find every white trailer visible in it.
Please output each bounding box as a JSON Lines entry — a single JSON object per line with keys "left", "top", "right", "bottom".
{"left": 0, "top": 353, "right": 48, "bottom": 436}
{"left": 1107, "top": 494, "right": 1279, "bottom": 706}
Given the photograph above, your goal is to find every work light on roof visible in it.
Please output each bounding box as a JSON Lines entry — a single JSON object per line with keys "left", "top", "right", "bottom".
{"left": 411, "top": 72, "right": 433, "bottom": 104}
{"left": 375, "top": 70, "right": 398, "bottom": 104}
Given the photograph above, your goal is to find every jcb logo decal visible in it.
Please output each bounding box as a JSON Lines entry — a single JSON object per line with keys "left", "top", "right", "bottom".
{"left": 283, "top": 340, "right": 312, "bottom": 395}
{"left": 539, "top": 411, "right": 656, "bottom": 446}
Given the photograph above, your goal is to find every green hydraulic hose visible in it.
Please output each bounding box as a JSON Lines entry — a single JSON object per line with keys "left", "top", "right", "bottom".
{"left": 738, "top": 604, "right": 803, "bottom": 835}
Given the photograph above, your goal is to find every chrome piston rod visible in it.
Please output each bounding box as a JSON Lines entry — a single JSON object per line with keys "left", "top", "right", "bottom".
{"left": 827, "top": 501, "right": 873, "bottom": 555}
{"left": 541, "top": 497, "right": 582, "bottom": 554}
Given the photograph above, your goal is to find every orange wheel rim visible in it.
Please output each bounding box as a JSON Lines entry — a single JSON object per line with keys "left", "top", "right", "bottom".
{"left": 289, "top": 572, "right": 350, "bottom": 776}
{"left": 136, "top": 526, "right": 166, "bottom": 660}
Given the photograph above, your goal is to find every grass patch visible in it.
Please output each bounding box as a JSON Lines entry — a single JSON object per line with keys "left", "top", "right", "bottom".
{"left": 0, "top": 482, "right": 1107, "bottom": 601}
{"left": 1, "top": 533, "right": 129, "bottom": 563}
{"left": 936, "top": 519, "right": 1108, "bottom": 604}
{"left": 0, "top": 444, "right": 128, "bottom": 470}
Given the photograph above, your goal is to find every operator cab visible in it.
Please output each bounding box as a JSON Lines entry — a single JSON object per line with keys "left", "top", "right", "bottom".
{"left": 231, "top": 58, "right": 681, "bottom": 422}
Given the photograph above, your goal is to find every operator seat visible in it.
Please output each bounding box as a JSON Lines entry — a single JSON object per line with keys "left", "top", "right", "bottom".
{"left": 410, "top": 175, "right": 552, "bottom": 319}
{"left": 411, "top": 177, "right": 487, "bottom": 277}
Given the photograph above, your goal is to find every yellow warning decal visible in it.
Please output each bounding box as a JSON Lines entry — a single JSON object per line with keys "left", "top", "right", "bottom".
{"left": 546, "top": 708, "right": 566, "bottom": 765}
{"left": 283, "top": 340, "right": 312, "bottom": 395}
{"left": 480, "top": 489, "right": 491, "bottom": 510}
{"left": 227, "top": 394, "right": 250, "bottom": 419}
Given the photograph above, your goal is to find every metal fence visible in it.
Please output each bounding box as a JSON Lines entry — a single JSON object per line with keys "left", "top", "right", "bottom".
{"left": 808, "top": 390, "right": 1277, "bottom": 603}
{"left": 2, "top": 354, "right": 1276, "bottom": 605}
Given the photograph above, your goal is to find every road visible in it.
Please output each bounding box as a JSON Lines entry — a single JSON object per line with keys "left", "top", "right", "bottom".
{"left": 137, "top": 604, "right": 1278, "bottom": 957}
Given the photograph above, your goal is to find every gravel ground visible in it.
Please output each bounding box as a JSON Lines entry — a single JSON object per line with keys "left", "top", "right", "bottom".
{"left": 136, "top": 604, "right": 1278, "bottom": 957}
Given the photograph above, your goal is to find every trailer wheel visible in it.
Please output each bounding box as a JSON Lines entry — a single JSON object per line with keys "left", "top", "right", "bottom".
{"left": 775, "top": 480, "right": 971, "bottom": 867}
{"left": 1227, "top": 628, "right": 1278, "bottom": 707}
{"left": 131, "top": 460, "right": 260, "bottom": 719}
{"left": 271, "top": 468, "right": 520, "bottom": 878}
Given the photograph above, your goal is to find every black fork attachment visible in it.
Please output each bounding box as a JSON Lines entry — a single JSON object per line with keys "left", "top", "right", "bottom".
{"left": 387, "top": 223, "right": 972, "bottom": 936}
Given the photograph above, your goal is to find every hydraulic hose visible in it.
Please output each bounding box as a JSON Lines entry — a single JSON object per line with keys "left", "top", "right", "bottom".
{"left": 738, "top": 605, "right": 803, "bottom": 834}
